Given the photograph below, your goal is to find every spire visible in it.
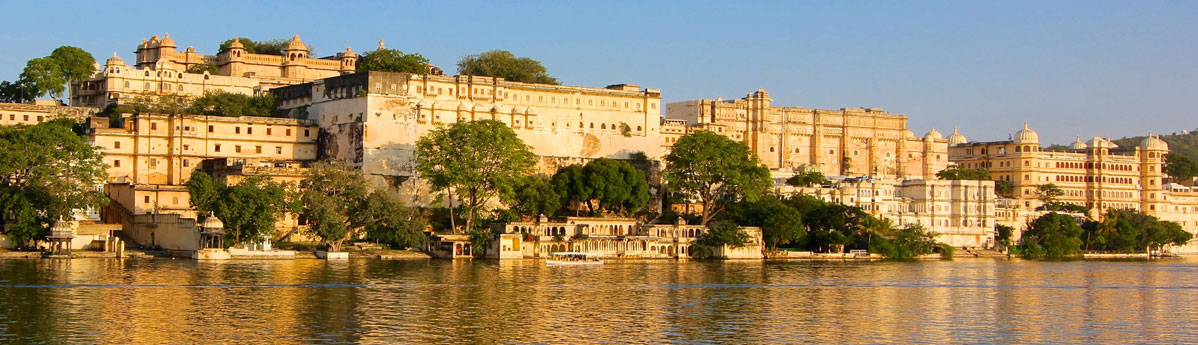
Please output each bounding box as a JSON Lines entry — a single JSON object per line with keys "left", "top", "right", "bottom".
{"left": 952, "top": 126, "right": 959, "bottom": 134}
{"left": 378, "top": 39, "right": 385, "bottom": 50}
{"left": 1023, "top": 121, "right": 1029, "bottom": 130}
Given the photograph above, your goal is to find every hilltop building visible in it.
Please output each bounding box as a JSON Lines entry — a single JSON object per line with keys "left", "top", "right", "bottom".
{"left": 665, "top": 89, "right": 948, "bottom": 179}
{"left": 70, "top": 34, "right": 372, "bottom": 107}
{"left": 272, "top": 71, "right": 664, "bottom": 186}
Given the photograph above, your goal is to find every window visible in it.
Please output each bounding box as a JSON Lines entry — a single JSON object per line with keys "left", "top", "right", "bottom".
{"left": 215, "top": 144, "right": 221, "bottom": 152}
{"left": 304, "top": 129, "right": 310, "bottom": 137}
{"left": 144, "top": 196, "right": 150, "bottom": 203}
{"left": 255, "top": 146, "right": 262, "bottom": 154}
{"left": 183, "top": 144, "right": 189, "bottom": 151}
{"left": 183, "top": 159, "right": 189, "bottom": 167}
{"left": 286, "top": 129, "right": 292, "bottom": 136}
{"left": 114, "top": 160, "right": 120, "bottom": 167}
{"left": 114, "top": 141, "right": 121, "bottom": 149}
{"left": 148, "top": 158, "right": 156, "bottom": 168}
{"left": 37, "top": 116, "right": 43, "bottom": 122}
{"left": 208, "top": 125, "right": 214, "bottom": 133}
{"left": 172, "top": 197, "right": 179, "bottom": 204}
{"left": 276, "top": 146, "right": 283, "bottom": 154}
{"left": 150, "top": 123, "right": 157, "bottom": 130}
{"left": 266, "top": 128, "right": 272, "bottom": 135}
{"left": 247, "top": 127, "right": 253, "bottom": 135}
{"left": 236, "top": 127, "right": 241, "bottom": 134}
{"left": 235, "top": 145, "right": 242, "bottom": 153}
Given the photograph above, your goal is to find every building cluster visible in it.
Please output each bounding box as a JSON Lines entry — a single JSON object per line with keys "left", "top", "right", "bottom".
{"left": 2, "top": 32, "right": 1197, "bottom": 256}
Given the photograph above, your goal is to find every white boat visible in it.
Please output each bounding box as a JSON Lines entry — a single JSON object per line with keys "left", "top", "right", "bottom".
{"left": 545, "top": 252, "right": 604, "bottom": 265}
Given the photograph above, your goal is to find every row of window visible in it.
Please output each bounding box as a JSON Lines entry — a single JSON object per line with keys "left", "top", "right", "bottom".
{"left": 4, "top": 114, "right": 44, "bottom": 123}
{"left": 414, "top": 86, "right": 655, "bottom": 111}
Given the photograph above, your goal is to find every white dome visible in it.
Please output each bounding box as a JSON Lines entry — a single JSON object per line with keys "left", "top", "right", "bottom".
{"left": 947, "top": 127, "right": 967, "bottom": 146}
{"left": 1141, "top": 133, "right": 1168, "bottom": 151}
{"left": 201, "top": 213, "right": 225, "bottom": 231}
{"left": 286, "top": 35, "right": 307, "bottom": 51}
{"left": 105, "top": 52, "right": 124, "bottom": 66}
{"left": 1013, "top": 122, "right": 1039, "bottom": 144}
{"left": 903, "top": 129, "right": 917, "bottom": 139}
{"left": 1069, "top": 136, "right": 1088, "bottom": 150}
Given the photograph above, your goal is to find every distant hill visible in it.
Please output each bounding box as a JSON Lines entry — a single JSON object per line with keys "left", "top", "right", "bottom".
{"left": 1112, "top": 129, "right": 1198, "bottom": 161}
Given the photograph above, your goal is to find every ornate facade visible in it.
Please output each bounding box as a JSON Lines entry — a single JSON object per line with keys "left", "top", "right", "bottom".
{"left": 665, "top": 89, "right": 948, "bottom": 179}
{"left": 71, "top": 34, "right": 361, "bottom": 107}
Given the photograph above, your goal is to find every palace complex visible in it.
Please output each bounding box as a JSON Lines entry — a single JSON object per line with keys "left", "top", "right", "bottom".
{"left": 665, "top": 89, "right": 948, "bottom": 179}
{"left": 948, "top": 124, "right": 1198, "bottom": 253}
{"left": 8, "top": 32, "right": 1198, "bottom": 255}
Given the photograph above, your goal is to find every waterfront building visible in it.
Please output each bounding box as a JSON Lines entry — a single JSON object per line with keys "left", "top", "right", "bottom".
{"left": 948, "top": 123, "right": 1198, "bottom": 252}
{"left": 272, "top": 71, "right": 665, "bottom": 187}
{"left": 665, "top": 89, "right": 948, "bottom": 179}
{"left": 779, "top": 177, "right": 997, "bottom": 248}
{"left": 482, "top": 217, "right": 764, "bottom": 259}
{"left": 70, "top": 34, "right": 367, "bottom": 107}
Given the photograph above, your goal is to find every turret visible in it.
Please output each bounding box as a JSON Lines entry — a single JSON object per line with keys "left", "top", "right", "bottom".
{"left": 283, "top": 35, "right": 309, "bottom": 78}
{"left": 337, "top": 47, "right": 358, "bottom": 74}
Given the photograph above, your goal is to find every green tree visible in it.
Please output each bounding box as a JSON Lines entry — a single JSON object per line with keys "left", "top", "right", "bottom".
{"left": 664, "top": 131, "right": 772, "bottom": 224}
{"left": 457, "top": 50, "right": 559, "bottom": 84}
{"left": 936, "top": 166, "right": 991, "bottom": 180}
{"left": 49, "top": 46, "right": 96, "bottom": 102}
{"left": 1082, "top": 209, "right": 1192, "bottom": 252}
{"left": 580, "top": 158, "right": 650, "bottom": 215}
{"left": 356, "top": 48, "right": 430, "bottom": 74}
{"left": 415, "top": 120, "right": 537, "bottom": 233}
{"left": 785, "top": 170, "right": 829, "bottom": 187}
{"left": 500, "top": 175, "right": 562, "bottom": 220}
{"left": 19, "top": 57, "right": 65, "bottom": 101}
{"left": 299, "top": 161, "right": 371, "bottom": 252}
{"left": 218, "top": 38, "right": 307, "bottom": 56}
{"left": 1034, "top": 183, "right": 1065, "bottom": 204}
{"left": 994, "top": 180, "right": 1014, "bottom": 196}
{"left": 690, "top": 221, "right": 750, "bottom": 259}
{"left": 551, "top": 164, "right": 591, "bottom": 216}
{"left": 359, "top": 190, "right": 428, "bottom": 249}
{"left": 0, "top": 120, "right": 108, "bottom": 249}
{"left": 188, "top": 91, "right": 278, "bottom": 117}
{"left": 0, "top": 80, "right": 36, "bottom": 103}
{"left": 724, "top": 196, "right": 804, "bottom": 250}
{"left": 186, "top": 172, "right": 287, "bottom": 244}
{"left": 995, "top": 224, "right": 1015, "bottom": 248}
{"left": 1019, "top": 212, "right": 1084, "bottom": 258}
{"left": 1164, "top": 153, "right": 1198, "bottom": 181}
{"left": 185, "top": 63, "right": 220, "bottom": 75}
{"left": 868, "top": 224, "right": 941, "bottom": 260}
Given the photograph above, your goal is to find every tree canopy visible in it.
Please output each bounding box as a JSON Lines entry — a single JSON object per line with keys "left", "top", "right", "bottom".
{"left": 690, "top": 221, "right": 750, "bottom": 259}
{"left": 1018, "top": 212, "right": 1084, "bottom": 258}
{"left": 0, "top": 80, "right": 36, "bottom": 103}
{"left": 358, "top": 189, "right": 428, "bottom": 250}
{"left": 664, "top": 131, "right": 772, "bottom": 224}
{"left": 1165, "top": 153, "right": 1198, "bottom": 181}
{"left": 456, "top": 50, "right": 559, "bottom": 84}
{"left": 0, "top": 120, "right": 108, "bottom": 249}
{"left": 1035, "top": 183, "right": 1064, "bottom": 204}
{"left": 186, "top": 171, "right": 287, "bottom": 244}
{"left": 188, "top": 91, "right": 279, "bottom": 117}
{"left": 17, "top": 46, "right": 96, "bottom": 102}
{"left": 785, "top": 170, "right": 829, "bottom": 187}
{"left": 356, "top": 48, "right": 429, "bottom": 74}
{"left": 299, "top": 161, "right": 372, "bottom": 252}
{"left": 936, "top": 166, "right": 991, "bottom": 180}
{"left": 551, "top": 159, "right": 650, "bottom": 216}
{"left": 218, "top": 38, "right": 310, "bottom": 56}
{"left": 723, "top": 196, "right": 804, "bottom": 250}
{"left": 1082, "top": 209, "right": 1192, "bottom": 253}
{"left": 415, "top": 120, "right": 537, "bottom": 233}
{"left": 500, "top": 175, "right": 562, "bottom": 220}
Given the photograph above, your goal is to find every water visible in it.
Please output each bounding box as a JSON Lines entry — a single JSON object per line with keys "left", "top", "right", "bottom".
{"left": 1, "top": 257, "right": 1197, "bottom": 344}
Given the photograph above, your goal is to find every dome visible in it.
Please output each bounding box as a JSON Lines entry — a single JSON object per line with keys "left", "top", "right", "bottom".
{"left": 1069, "top": 136, "right": 1088, "bottom": 150}
{"left": 148, "top": 34, "right": 160, "bottom": 47}
{"left": 903, "top": 129, "right": 917, "bottom": 139}
{"left": 200, "top": 213, "right": 225, "bottom": 232}
{"left": 105, "top": 52, "right": 124, "bottom": 66}
{"left": 923, "top": 128, "right": 943, "bottom": 141}
{"left": 229, "top": 37, "right": 245, "bottom": 49}
{"left": 1141, "top": 133, "right": 1168, "bottom": 151}
{"left": 341, "top": 47, "right": 357, "bottom": 57}
{"left": 286, "top": 35, "right": 307, "bottom": 51}
{"left": 947, "top": 127, "right": 967, "bottom": 146}
{"left": 1013, "top": 122, "right": 1039, "bottom": 144}
{"left": 159, "top": 33, "right": 175, "bottom": 47}
{"left": 49, "top": 217, "right": 75, "bottom": 239}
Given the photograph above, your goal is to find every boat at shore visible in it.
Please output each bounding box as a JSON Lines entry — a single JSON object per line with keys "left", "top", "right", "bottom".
{"left": 545, "top": 252, "right": 604, "bottom": 265}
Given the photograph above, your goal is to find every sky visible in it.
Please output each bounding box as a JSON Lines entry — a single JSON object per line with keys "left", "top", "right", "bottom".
{"left": 1, "top": 0, "right": 1194, "bottom": 145}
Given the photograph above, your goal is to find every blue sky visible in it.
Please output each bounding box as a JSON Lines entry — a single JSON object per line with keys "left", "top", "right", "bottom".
{"left": 2, "top": 0, "right": 1194, "bottom": 144}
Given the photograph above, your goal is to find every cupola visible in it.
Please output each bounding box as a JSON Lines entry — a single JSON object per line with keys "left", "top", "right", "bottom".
{"left": 1013, "top": 122, "right": 1039, "bottom": 144}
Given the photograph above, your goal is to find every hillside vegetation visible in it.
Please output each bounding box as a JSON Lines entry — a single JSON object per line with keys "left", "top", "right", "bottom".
{"left": 1113, "top": 130, "right": 1198, "bottom": 162}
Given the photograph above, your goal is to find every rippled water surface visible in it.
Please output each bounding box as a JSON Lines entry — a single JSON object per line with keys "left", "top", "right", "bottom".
{"left": 1, "top": 257, "right": 1197, "bottom": 344}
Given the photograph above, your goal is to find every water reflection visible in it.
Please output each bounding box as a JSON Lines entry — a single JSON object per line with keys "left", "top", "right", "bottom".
{"left": 1, "top": 258, "right": 1197, "bottom": 344}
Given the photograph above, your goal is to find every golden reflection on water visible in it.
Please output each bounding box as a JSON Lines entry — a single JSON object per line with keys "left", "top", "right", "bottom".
{"left": 2, "top": 258, "right": 1197, "bottom": 344}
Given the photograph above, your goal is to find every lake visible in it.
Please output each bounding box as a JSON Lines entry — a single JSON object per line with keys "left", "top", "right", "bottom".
{"left": 1, "top": 257, "right": 1196, "bottom": 344}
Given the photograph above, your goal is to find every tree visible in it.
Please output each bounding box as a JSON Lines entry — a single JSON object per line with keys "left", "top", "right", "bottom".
{"left": 358, "top": 190, "right": 428, "bottom": 249}
{"left": 457, "top": 50, "right": 559, "bottom": 84}
{"left": 690, "top": 221, "right": 750, "bottom": 259}
{"left": 994, "top": 180, "right": 1014, "bottom": 196}
{"left": 19, "top": 57, "right": 65, "bottom": 101}
{"left": 1034, "top": 183, "right": 1064, "bottom": 204}
{"left": 868, "top": 224, "right": 941, "bottom": 260}
{"left": 551, "top": 164, "right": 591, "bottom": 216}
{"left": 785, "top": 170, "right": 829, "bottom": 187}
{"left": 187, "top": 172, "right": 287, "bottom": 244}
{"left": 50, "top": 46, "right": 96, "bottom": 102}
{"left": 0, "top": 80, "right": 36, "bottom": 103}
{"left": 218, "top": 38, "right": 308, "bottom": 56}
{"left": 1082, "top": 209, "right": 1192, "bottom": 253}
{"left": 500, "top": 175, "right": 562, "bottom": 220}
{"left": 415, "top": 120, "right": 537, "bottom": 233}
{"left": 185, "top": 63, "right": 220, "bottom": 75}
{"left": 0, "top": 120, "right": 108, "bottom": 249}
{"left": 1165, "top": 153, "right": 1198, "bottom": 181}
{"left": 1019, "top": 212, "right": 1084, "bottom": 258}
{"left": 936, "top": 166, "right": 991, "bottom": 180}
{"left": 664, "top": 131, "right": 772, "bottom": 224}
{"left": 724, "top": 196, "right": 804, "bottom": 250}
{"left": 995, "top": 224, "right": 1015, "bottom": 248}
{"left": 579, "top": 158, "right": 650, "bottom": 216}
{"left": 188, "top": 91, "right": 278, "bottom": 117}
{"left": 299, "top": 161, "right": 371, "bottom": 252}
{"left": 356, "top": 48, "right": 430, "bottom": 74}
